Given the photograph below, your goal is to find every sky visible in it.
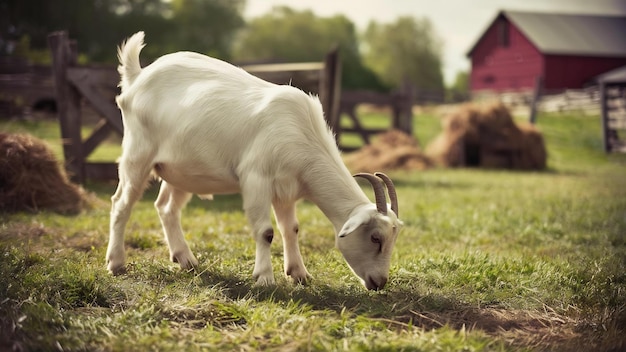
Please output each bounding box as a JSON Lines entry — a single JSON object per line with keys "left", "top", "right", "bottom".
{"left": 244, "top": 0, "right": 626, "bottom": 85}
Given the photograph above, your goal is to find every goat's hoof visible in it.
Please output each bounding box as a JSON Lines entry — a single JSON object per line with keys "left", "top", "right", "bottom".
{"left": 106, "top": 248, "right": 126, "bottom": 275}
{"left": 171, "top": 251, "right": 198, "bottom": 270}
{"left": 286, "top": 267, "right": 312, "bottom": 285}
{"left": 107, "top": 262, "right": 127, "bottom": 276}
{"left": 291, "top": 275, "right": 312, "bottom": 285}
{"left": 253, "top": 273, "right": 276, "bottom": 286}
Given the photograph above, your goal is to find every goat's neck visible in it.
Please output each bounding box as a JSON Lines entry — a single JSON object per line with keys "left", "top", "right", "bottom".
{"left": 303, "top": 160, "right": 370, "bottom": 234}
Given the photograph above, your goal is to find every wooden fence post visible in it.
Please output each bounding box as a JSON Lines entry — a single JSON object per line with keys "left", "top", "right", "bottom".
{"left": 48, "top": 31, "right": 85, "bottom": 182}
{"left": 529, "top": 76, "right": 543, "bottom": 125}
{"left": 396, "top": 79, "right": 414, "bottom": 135}
{"left": 600, "top": 82, "right": 610, "bottom": 153}
{"left": 320, "top": 48, "right": 342, "bottom": 142}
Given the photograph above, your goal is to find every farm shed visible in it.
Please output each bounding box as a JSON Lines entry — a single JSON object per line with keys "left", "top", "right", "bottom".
{"left": 596, "top": 65, "right": 626, "bottom": 153}
{"left": 467, "top": 11, "right": 626, "bottom": 94}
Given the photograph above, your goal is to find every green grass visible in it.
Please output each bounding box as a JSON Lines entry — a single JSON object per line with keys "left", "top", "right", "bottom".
{"left": 1, "top": 111, "right": 626, "bottom": 351}
{"left": 1, "top": 118, "right": 122, "bottom": 162}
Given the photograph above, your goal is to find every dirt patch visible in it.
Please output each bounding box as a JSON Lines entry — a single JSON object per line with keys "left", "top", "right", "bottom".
{"left": 426, "top": 102, "right": 547, "bottom": 170}
{"left": 344, "top": 129, "right": 433, "bottom": 173}
{"left": 0, "top": 133, "right": 93, "bottom": 214}
{"left": 0, "top": 222, "right": 105, "bottom": 254}
{"left": 0, "top": 222, "right": 48, "bottom": 241}
{"left": 379, "top": 307, "right": 625, "bottom": 351}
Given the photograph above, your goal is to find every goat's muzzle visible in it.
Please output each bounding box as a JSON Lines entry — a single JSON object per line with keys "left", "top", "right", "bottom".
{"left": 366, "top": 276, "right": 388, "bottom": 291}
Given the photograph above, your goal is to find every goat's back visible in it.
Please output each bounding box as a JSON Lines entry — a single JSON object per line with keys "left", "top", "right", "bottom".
{"left": 115, "top": 49, "right": 339, "bottom": 197}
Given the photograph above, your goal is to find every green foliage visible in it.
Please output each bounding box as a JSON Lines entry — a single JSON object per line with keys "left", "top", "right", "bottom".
{"left": 1, "top": 112, "right": 625, "bottom": 350}
{"left": 233, "top": 6, "right": 386, "bottom": 91}
{"left": 11, "top": 35, "right": 53, "bottom": 64}
{"left": 1, "top": 0, "right": 245, "bottom": 63}
{"left": 446, "top": 70, "right": 470, "bottom": 102}
{"left": 363, "top": 17, "right": 445, "bottom": 93}
{"left": 4, "top": 2, "right": 450, "bottom": 93}
{"left": 234, "top": 7, "right": 340, "bottom": 63}
{"left": 165, "top": 0, "right": 245, "bottom": 60}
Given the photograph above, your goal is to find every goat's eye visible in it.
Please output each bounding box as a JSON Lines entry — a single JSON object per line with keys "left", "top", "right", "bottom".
{"left": 371, "top": 233, "right": 383, "bottom": 253}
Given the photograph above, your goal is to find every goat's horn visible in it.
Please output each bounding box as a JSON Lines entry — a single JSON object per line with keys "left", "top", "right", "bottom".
{"left": 375, "top": 172, "right": 398, "bottom": 217}
{"left": 353, "top": 173, "right": 387, "bottom": 215}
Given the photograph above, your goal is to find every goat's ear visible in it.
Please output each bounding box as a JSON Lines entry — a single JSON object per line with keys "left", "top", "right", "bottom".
{"left": 338, "top": 211, "right": 371, "bottom": 238}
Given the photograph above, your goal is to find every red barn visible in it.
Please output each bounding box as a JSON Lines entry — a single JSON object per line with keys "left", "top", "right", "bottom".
{"left": 467, "top": 11, "right": 626, "bottom": 94}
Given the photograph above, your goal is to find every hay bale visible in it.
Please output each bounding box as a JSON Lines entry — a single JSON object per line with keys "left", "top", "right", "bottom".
{"left": 426, "top": 102, "right": 547, "bottom": 170}
{"left": 424, "top": 132, "right": 465, "bottom": 167}
{"left": 517, "top": 123, "right": 547, "bottom": 170}
{"left": 0, "top": 133, "right": 90, "bottom": 214}
{"left": 344, "top": 129, "right": 433, "bottom": 173}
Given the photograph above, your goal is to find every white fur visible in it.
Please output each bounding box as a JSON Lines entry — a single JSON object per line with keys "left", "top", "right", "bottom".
{"left": 106, "top": 31, "right": 402, "bottom": 290}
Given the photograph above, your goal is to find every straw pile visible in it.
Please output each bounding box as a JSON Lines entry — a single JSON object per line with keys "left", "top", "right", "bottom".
{"left": 344, "top": 129, "right": 433, "bottom": 173}
{"left": 426, "top": 102, "right": 546, "bottom": 170}
{"left": 0, "top": 133, "right": 89, "bottom": 214}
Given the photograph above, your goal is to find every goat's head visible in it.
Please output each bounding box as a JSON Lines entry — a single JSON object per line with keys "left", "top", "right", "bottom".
{"left": 337, "top": 172, "right": 402, "bottom": 290}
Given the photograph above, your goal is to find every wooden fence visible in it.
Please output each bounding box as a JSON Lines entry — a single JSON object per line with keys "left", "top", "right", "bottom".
{"left": 339, "top": 81, "right": 414, "bottom": 151}
{"left": 47, "top": 31, "right": 342, "bottom": 183}
{"left": 48, "top": 32, "right": 122, "bottom": 182}
{"left": 538, "top": 87, "right": 601, "bottom": 115}
{"left": 0, "top": 58, "right": 55, "bottom": 118}
{"left": 474, "top": 81, "right": 626, "bottom": 153}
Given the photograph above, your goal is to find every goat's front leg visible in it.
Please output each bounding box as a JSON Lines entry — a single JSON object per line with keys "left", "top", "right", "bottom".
{"left": 273, "top": 201, "right": 311, "bottom": 284}
{"left": 154, "top": 181, "right": 198, "bottom": 269}
{"left": 242, "top": 175, "right": 275, "bottom": 286}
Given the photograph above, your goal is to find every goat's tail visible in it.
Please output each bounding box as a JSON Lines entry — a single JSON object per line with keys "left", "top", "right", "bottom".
{"left": 117, "top": 31, "right": 145, "bottom": 91}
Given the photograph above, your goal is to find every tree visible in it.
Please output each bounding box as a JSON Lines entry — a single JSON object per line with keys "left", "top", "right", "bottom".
{"left": 362, "top": 16, "right": 444, "bottom": 95}
{"left": 166, "top": 0, "right": 245, "bottom": 60}
{"left": 0, "top": 0, "right": 245, "bottom": 63}
{"left": 447, "top": 70, "right": 469, "bottom": 102}
{"left": 233, "top": 6, "right": 385, "bottom": 90}
{"left": 0, "top": 0, "right": 169, "bottom": 61}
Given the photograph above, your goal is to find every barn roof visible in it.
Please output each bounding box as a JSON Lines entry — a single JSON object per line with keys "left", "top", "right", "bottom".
{"left": 467, "top": 10, "right": 626, "bottom": 57}
{"left": 595, "top": 65, "right": 626, "bottom": 83}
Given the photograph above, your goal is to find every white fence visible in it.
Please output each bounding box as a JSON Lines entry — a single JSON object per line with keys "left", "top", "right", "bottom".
{"left": 474, "top": 86, "right": 601, "bottom": 115}
{"left": 538, "top": 86, "right": 600, "bottom": 114}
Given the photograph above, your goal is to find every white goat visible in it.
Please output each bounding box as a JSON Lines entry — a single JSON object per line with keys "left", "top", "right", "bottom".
{"left": 106, "top": 31, "right": 402, "bottom": 290}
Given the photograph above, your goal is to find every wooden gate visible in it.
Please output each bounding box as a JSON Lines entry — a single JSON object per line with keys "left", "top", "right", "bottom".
{"left": 48, "top": 31, "right": 122, "bottom": 182}
{"left": 596, "top": 66, "right": 626, "bottom": 153}
{"left": 339, "top": 81, "right": 414, "bottom": 151}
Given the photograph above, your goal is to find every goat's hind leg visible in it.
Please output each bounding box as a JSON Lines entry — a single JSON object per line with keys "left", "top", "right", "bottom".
{"left": 154, "top": 181, "right": 198, "bottom": 269}
{"left": 106, "top": 156, "right": 153, "bottom": 275}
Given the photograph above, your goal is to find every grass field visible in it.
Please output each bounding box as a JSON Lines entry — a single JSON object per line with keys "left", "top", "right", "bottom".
{"left": 1, "top": 110, "right": 625, "bottom": 351}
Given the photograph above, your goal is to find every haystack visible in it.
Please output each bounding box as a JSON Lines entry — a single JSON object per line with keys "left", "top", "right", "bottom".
{"left": 426, "top": 102, "right": 546, "bottom": 170}
{"left": 0, "top": 133, "right": 90, "bottom": 214}
{"left": 344, "top": 129, "right": 433, "bottom": 173}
